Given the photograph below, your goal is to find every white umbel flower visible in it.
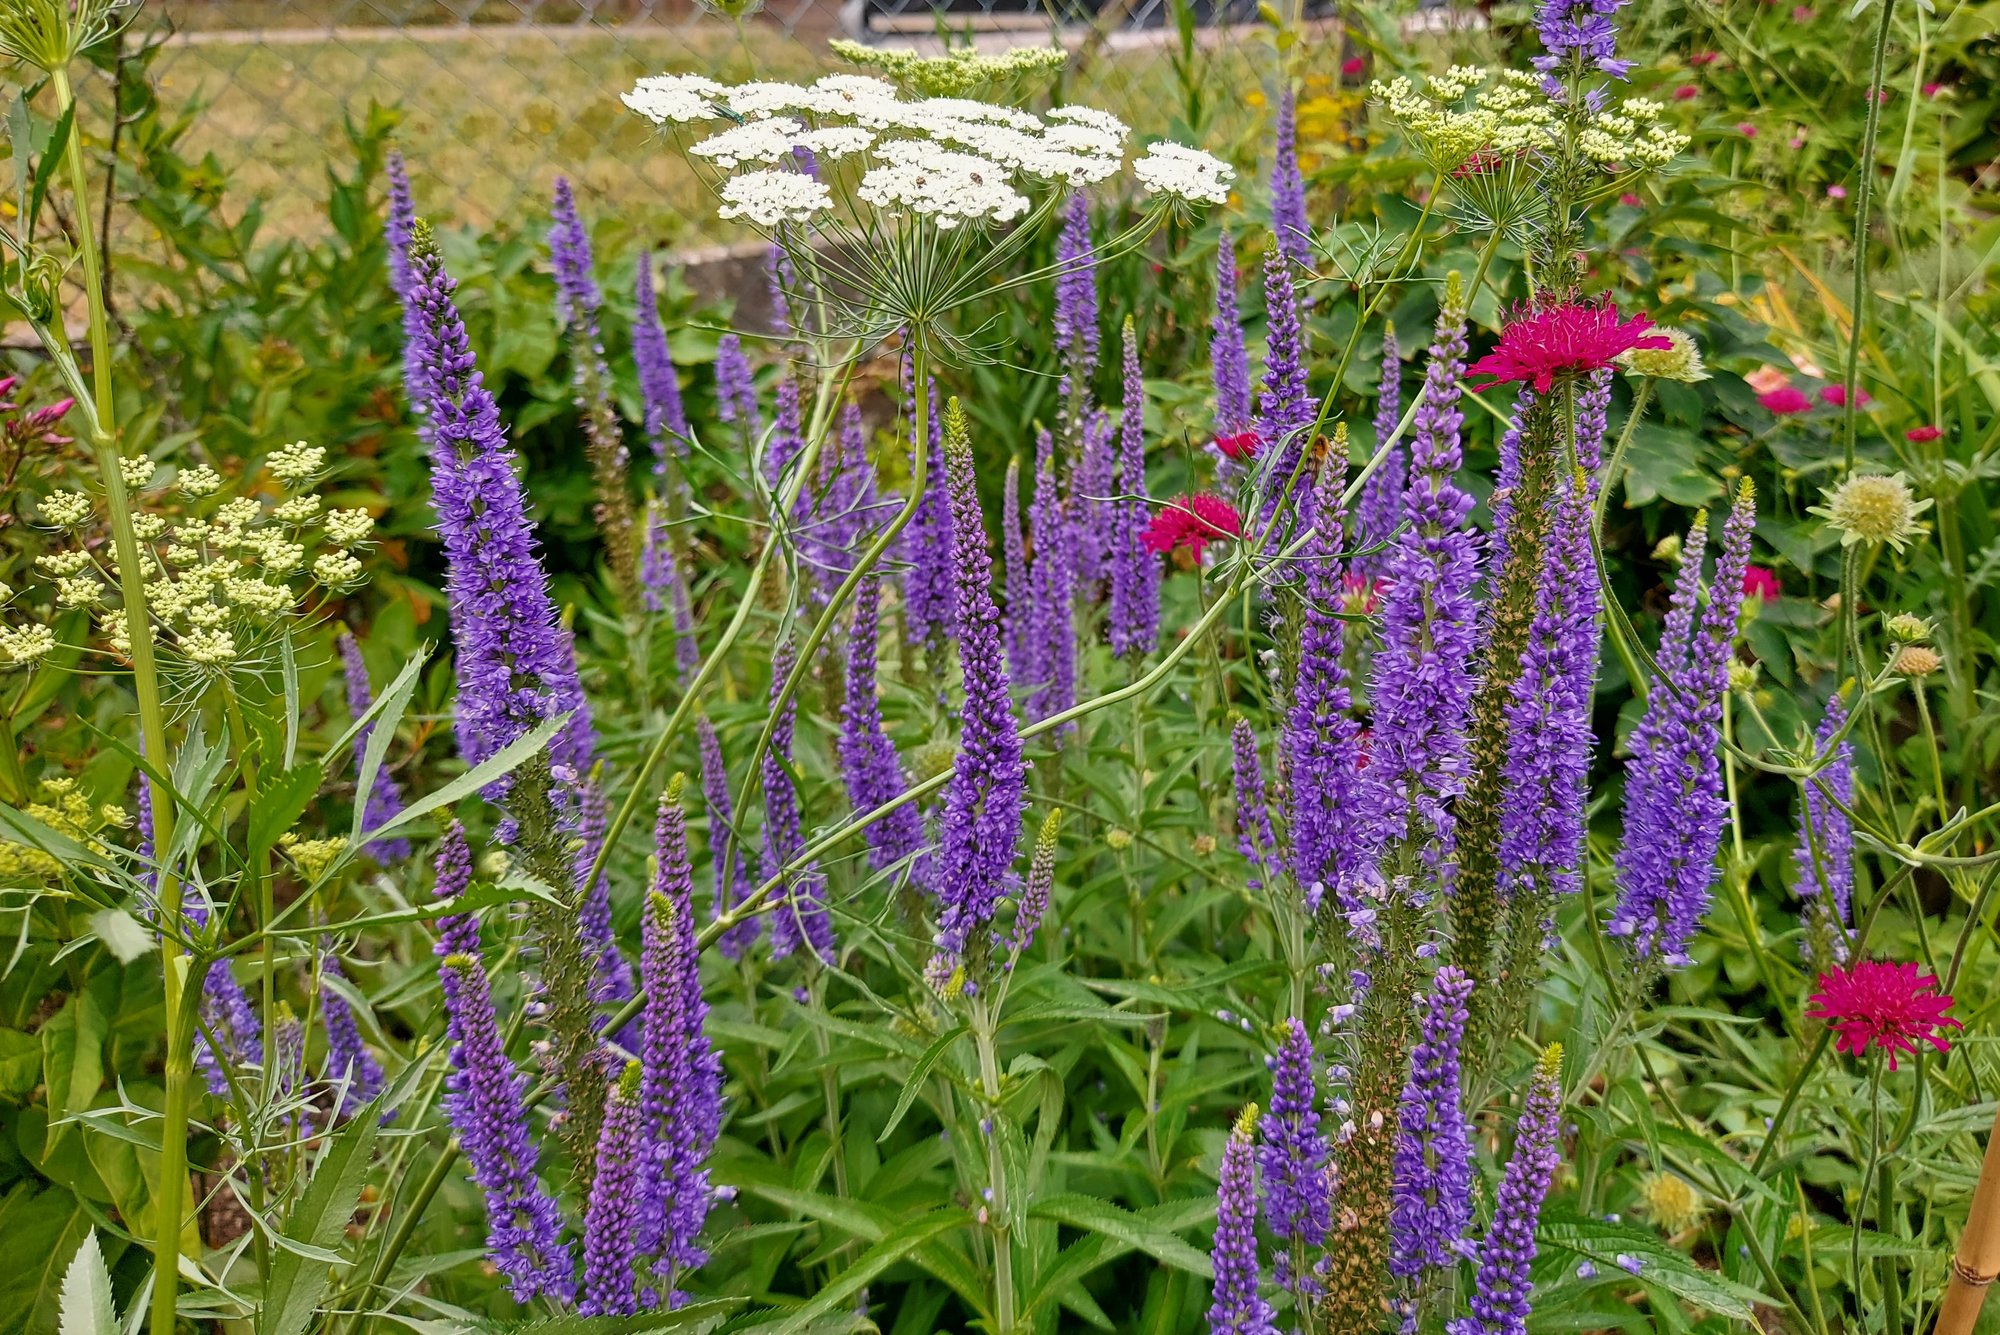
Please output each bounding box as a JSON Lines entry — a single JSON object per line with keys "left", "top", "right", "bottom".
{"left": 38, "top": 491, "right": 90, "bottom": 527}
{"left": 857, "top": 141, "right": 1028, "bottom": 229}
{"left": 717, "top": 170, "right": 834, "bottom": 228}
{"left": 691, "top": 116, "right": 807, "bottom": 170}
{"left": 1046, "top": 105, "right": 1129, "bottom": 140}
{"left": 798, "top": 126, "right": 876, "bottom": 160}
{"left": 1133, "top": 141, "right": 1234, "bottom": 205}
{"left": 622, "top": 73, "right": 726, "bottom": 125}
{"left": 0, "top": 623, "right": 55, "bottom": 665}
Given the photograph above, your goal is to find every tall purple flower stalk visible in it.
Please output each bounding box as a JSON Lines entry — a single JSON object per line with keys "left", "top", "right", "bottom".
{"left": 1005, "top": 809, "right": 1062, "bottom": 959}
{"left": 1535, "top": 0, "right": 1634, "bottom": 78}
{"left": 714, "top": 334, "right": 760, "bottom": 440}
{"left": 1494, "top": 470, "right": 1600, "bottom": 906}
{"left": 641, "top": 792, "right": 721, "bottom": 1283}
{"left": 1447, "top": 1046, "right": 1565, "bottom": 1335}
{"left": 838, "top": 576, "right": 927, "bottom": 880}
{"left": 700, "top": 717, "right": 758, "bottom": 959}
{"left": 1388, "top": 966, "right": 1475, "bottom": 1280}
{"left": 384, "top": 151, "right": 425, "bottom": 420}
{"left": 549, "top": 177, "right": 606, "bottom": 350}
{"left": 1003, "top": 454, "right": 1031, "bottom": 676}
{"left": 1211, "top": 229, "right": 1253, "bottom": 441}
{"left": 900, "top": 368, "right": 956, "bottom": 652}
{"left": 1255, "top": 248, "right": 1314, "bottom": 503}
{"left": 1354, "top": 286, "right": 1480, "bottom": 898}
{"left": 1283, "top": 454, "right": 1364, "bottom": 911}
{"left": 174, "top": 881, "right": 261, "bottom": 1096}
{"left": 640, "top": 509, "right": 701, "bottom": 681}
{"left": 407, "top": 223, "right": 595, "bottom": 777}
{"left": 633, "top": 252, "right": 690, "bottom": 472}
{"left": 929, "top": 399, "right": 1028, "bottom": 985}
{"left": 1108, "top": 319, "right": 1159, "bottom": 658}
{"left": 1209, "top": 1105, "right": 1278, "bottom": 1335}
{"left": 1608, "top": 483, "right": 1756, "bottom": 965}
{"left": 803, "top": 402, "right": 885, "bottom": 604}
{"left": 339, "top": 633, "right": 410, "bottom": 862}
{"left": 1791, "top": 694, "right": 1855, "bottom": 964}
{"left": 1232, "top": 717, "right": 1281, "bottom": 891}
{"left": 763, "top": 638, "right": 835, "bottom": 964}
{"left": 574, "top": 780, "right": 633, "bottom": 1011}
{"left": 320, "top": 956, "right": 385, "bottom": 1117}
{"left": 1054, "top": 192, "right": 1100, "bottom": 377}
{"left": 581, "top": 1064, "right": 645, "bottom": 1316}
{"left": 1025, "top": 425, "right": 1076, "bottom": 722}
{"left": 1270, "top": 87, "right": 1310, "bottom": 270}
{"left": 1260, "top": 1016, "right": 1331, "bottom": 1244}
{"left": 432, "top": 823, "right": 573, "bottom": 1302}
{"left": 1069, "top": 406, "right": 1117, "bottom": 588}
{"left": 1352, "top": 329, "right": 1403, "bottom": 572}
{"left": 766, "top": 377, "right": 806, "bottom": 495}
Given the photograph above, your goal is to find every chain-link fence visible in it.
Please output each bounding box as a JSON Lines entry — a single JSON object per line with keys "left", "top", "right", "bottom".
{"left": 138, "top": 0, "right": 1345, "bottom": 252}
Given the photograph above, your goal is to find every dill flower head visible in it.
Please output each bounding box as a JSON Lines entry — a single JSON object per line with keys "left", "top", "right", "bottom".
{"left": 1616, "top": 326, "right": 1708, "bottom": 381}
{"left": 1639, "top": 1172, "right": 1705, "bottom": 1235}
{"left": 1809, "top": 472, "right": 1931, "bottom": 551}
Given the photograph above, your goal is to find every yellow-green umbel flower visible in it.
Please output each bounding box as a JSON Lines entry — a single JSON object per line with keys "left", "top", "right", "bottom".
{"left": 1810, "top": 472, "right": 1931, "bottom": 551}
{"left": 1616, "top": 326, "right": 1709, "bottom": 382}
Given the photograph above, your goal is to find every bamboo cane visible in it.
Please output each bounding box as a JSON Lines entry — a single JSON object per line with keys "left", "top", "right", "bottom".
{"left": 1938, "top": 1101, "right": 2000, "bottom": 1335}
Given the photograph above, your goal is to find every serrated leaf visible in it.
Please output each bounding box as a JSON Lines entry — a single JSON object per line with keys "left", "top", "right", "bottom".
{"left": 57, "top": 1230, "right": 117, "bottom": 1335}
{"left": 247, "top": 763, "right": 325, "bottom": 858}
{"left": 877, "top": 1023, "right": 966, "bottom": 1143}
{"left": 449, "top": 1302, "right": 741, "bottom": 1335}
{"left": 258, "top": 1094, "right": 385, "bottom": 1335}
{"left": 1026, "top": 1194, "right": 1212, "bottom": 1280}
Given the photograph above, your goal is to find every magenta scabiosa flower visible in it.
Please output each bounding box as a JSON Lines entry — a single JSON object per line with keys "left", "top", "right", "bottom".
{"left": 1260, "top": 1016, "right": 1331, "bottom": 1244}
{"left": 1468, "top": 303, "right": 1670, "bottom": 395}
{"left": 338, "top": 633, "right": 410, "bottom": 862}
{"left": 929, "top": 398, "right": 1028, "bottom": 986}
{"left": 1210, "top": 1105, "right": 1278, "bottom": 1335}
{"left": 1448, "top": 1046, "right": 1564, "bottom": 1335}
{"left": 1109, "top": 318, "right": 1160, "bottom": 658}
{"left": 1141, "top": 493, "right": 1243, "bottom": 564}
{"left": 1389, "top": 966, "right": 1475, "bottom": 1279}
{"left": 1807, "top": 960, "right": 1960, "bottom": 1069}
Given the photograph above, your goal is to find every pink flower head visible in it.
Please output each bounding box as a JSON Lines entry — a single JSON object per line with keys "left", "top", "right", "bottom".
{"left": 1807, "top": 960, "right": 1960, "bottom": 1070}
{"left": 1673, "top": 85, "right": 1698, "bottom": 101}
{"left": 1738, "top": 122, "right": 1758, "bottom": 138}
{"left": 1341, "top": 56, "right": 1366, "bottom": 76}
{"left": 1827, "top": 184, "right": 1848, "bottom": 199}
{"left": 1340, "top": 573, "right": 1381, "bottom": 616}
{"left": 1906, "top": 424, "right": 1943, "bottom": 443}
{"left": 1214, "top": 429, "right": 1261, "bottom": 461}
{"left": 1759, "top": 386, "right": 1813, "bottom": 415}
{"left": 1922, "top": 82, "right": 1946, "bottom": 98}
{"left": 1747, "top": 365, "right": 1792, "bottom": 394}
{"left": 1741, "top": 565, "right": 1781, "bottom": 601}
{"left": 1619, "top": 192, "right": 1643, "bottom": 206}
{"left": 1141, "top": 493, "right": 1243, "bottom": 565}
{"left": 1466, "top": 303, "right": 1671, "bottom": 395}
{"left": 1791, "top": 4, "right": 1813, "bottom": 18}
{"left": 1690, "top": 50, "right": 1720, "bottom": 66}
{"left": 1818, "top": 384, "right": 1872, "bottom": 408}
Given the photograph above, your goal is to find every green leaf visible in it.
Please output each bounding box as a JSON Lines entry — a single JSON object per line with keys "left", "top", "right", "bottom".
{"left": 446, "top": 1302, "right": 741, "bottom": 1335}
{"left": 362, "top": 711, "right": 571, "bottom": 846}
{"left": 57, "top": 1230, "right": 116, "bottom": 1335}
{"left": 40, "top": 992, "right": 106, "bottom": 1157}
{"left": 1538, "top": 1210, "right": 1773, "bottom": 1319}
{"left": 877, "top": 1023, "right": 966, "bottom": 1143}
{"left": 746, "top": 1211, "right": 970, "bottom": 1335}
{"left": 258, "top": 1094, "right": 385, "bottom": 1335}
{"left": 0, "top": 1029, "right": 42, "bottom": 1095}
{"left": 1026, "top": 1194, "right": 1213, "bottom": 1280}
{"left": 247, "top": 762, "right": 326, "bottom": 858}
{"left": 86, "top": 909, "right": 156, "bottom": 964}
{"left": 0, "top": 1183, "right": 94, "bottom": 1335}
{"left": 345, "top": 645, "right": 429, "bottom": 849}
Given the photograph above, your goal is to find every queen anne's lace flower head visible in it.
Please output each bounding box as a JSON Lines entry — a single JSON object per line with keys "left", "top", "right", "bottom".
{"left": 1133, "top": 141, "right": 1234, "bottom": 204}
{"left": 717, "top": 170, "right": 833, "bottom": 228}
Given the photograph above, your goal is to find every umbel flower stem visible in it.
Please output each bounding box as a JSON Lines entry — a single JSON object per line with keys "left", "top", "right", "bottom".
{"left": 34, "top": 61, "right": 183, "bottom": 1335}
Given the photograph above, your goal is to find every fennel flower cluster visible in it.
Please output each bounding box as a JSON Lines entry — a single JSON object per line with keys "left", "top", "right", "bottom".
{"left": 0, "top": 441, "right": 377, "bottom": 674}
{"left": 1371, "top": 66, "right": 1687, "bottom": 174}
{"left": 0, "top": 777, "right": 127, "bottom": 880}
{"left": 824, "top": 39, "right": 1067, "bottom": 96}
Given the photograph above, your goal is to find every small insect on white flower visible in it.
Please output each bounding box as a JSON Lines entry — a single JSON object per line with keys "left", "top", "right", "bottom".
{"left": 1132, "top": 141, "right": 1235, "bottom": 206}
{"left": 716, "top": 170, "right": 835, "bottom": 228}
{"left": 622, "top": 73, "right": 728, "bottom": 126}
{"left": 857, "top": 141, "right": 1029, "bottom": 229}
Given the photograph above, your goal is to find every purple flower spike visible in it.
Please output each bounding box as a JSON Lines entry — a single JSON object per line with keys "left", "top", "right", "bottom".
{"left": 1351, "top": 282, "right": 1481, "bottom": 902}
{"left": 714, "top": 334, "right": 760, "bottom": 440}
{"left": 1260, "top": 1016, "right": 1331, "bottom": 1244}
{"left": 1006, "top": 809, "right": 1062, "bottom": 959}
{"left": 929, "top": 398, "right": 1028, "bottom": 986}
{"left": 1025, "top": 425, "right": 1076, "bottom": 723}
{"left": 1108, "top": 319, "right": 1159, "bottom": 658}
{"left": 1231, "top": 717, "right": 1281, "bottom": 890}
{"left": 634, "top": 253, "right": 690, "bottom": 472}
{"left": 762, "top": 637, "right": 835, "bottom": 965}
{"left": 1209, "top": 1105, "right": 1278, "bottom": 1335}
{"left": 1389, "top": 966, "right": 1475, "bottom": 1278}
{"left": 338, "top": 633, "right": 410, "bottom": 862}
{"left": 1270, "top": 87, "right": 1311, "bottom": 270}
{"left": 581, "top": 1064, "right": 645, "bottom": 1316}
{"left": 1211, "top": 229, "right": 1254, "bottom": 442}
{"left": 1791, "top": 693, "right": 1855, "bottom": 964}
{"left": 1003, "top": 454, "right": 1032, "bottom": 678}
{"left": 433, "top": 826, "right": 574, "bottom": 1302}
{"left": 320, "top": 956, "right": 386, "bottom": 1117}
{"left": 384, "top": 151, "right": 426, "bottom": 421}
{"left": 1353, "top": 328, "right": 1403, "bottom": 573}
{"left": 1283, "top": 454, "right": 1364, "bottom": 912}
{"left": 1448, "top": 1047, "right": 1565, "bottom": 1335}
{"left": 699, "top": 717, "right": 759, "bottom": 959}
{"left": 1609, "top": 482, "right": 1756, "bottom": 965}
{"left": 1255, "top": 247, "right": 1314, "bottom": 503}
{"left": 900, "top": 365, "right": 957, "bottom": 652}
{"left": 838, "top": 576, "right": 928, "bottom": 882}
{"left": 407, "top": 223, "right": 596, "bottom": 778}
{"left": 1534, "top": 0, "right": 1634, "bottom": 78}
{"left": 1069, "top": 405, "right": 1117, "bottom": 588}
{"left": 1054, "top": 192, "right": 1100, "bottom": 377}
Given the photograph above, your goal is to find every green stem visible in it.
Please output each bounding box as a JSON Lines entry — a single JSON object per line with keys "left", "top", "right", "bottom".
{"left": 47, "top": 63, "right": 182, "bottom": 1335}
{"left": 1841, "top": 0, "right": 1898, "bottom": 475}
{"left": 969, "top": 996, "right": 1014, "bottom": 1335}
{"left": 1594, "top": 377, "right": 1654, "bottom": 535}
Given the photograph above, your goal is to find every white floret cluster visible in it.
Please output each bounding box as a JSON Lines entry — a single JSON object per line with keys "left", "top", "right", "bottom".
{"left": 1371, "top": 67, "right": 1684, "bottom": 175}
{"left": 623, "top": 64, "right": 1233, "bottom": 233}
{"left": 0, "top": 442, "right": 379, "bottom": 674}
{"left": 1578, "top": 98, "right": 1688, "bottom": 169}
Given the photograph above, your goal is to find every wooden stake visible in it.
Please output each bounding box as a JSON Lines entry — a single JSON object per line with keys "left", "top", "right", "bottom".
{"left": 1938, "top": 1102, "right": 2000, "bottom": 1335}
